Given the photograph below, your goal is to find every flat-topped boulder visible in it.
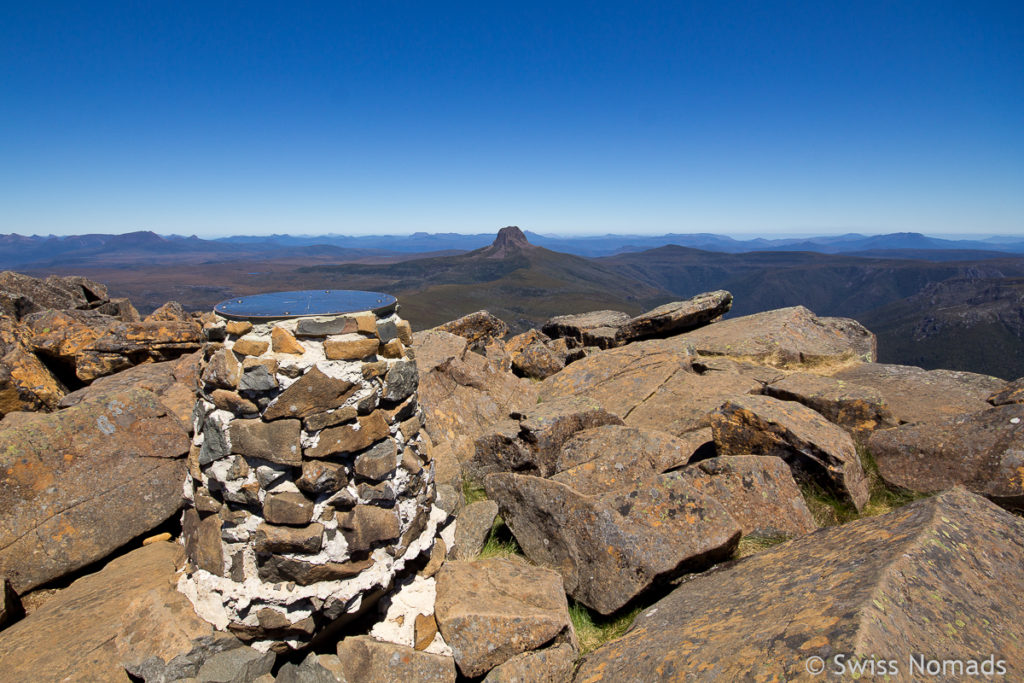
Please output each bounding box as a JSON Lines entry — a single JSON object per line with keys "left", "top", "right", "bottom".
{"left": 832, "top": 362, "right": 1005, "bottom": 425}
{"left": 762, "top": 371, "right": 896, "bottom": 439}
{"left": 681, "top": 305, "right": 876, "bottom": 366}
{"left": 868, "top": 404, "right": 1024, "bottom": 510}
{"left": 575, "top": 489, "right": 1024, "bottom": 681}
{"left": 541, "top": 310, "right": 631, "bottom": 349}
{"left": 617, "top": 290, "right": 732, "bottom": 342}
{"left": 436, "top": 310, "right": 508, "bottom": 348}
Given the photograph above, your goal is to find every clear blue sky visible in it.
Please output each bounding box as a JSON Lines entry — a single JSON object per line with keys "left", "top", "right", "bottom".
{"left": 1, "top": 2, "right": 1021, "bottom": 237}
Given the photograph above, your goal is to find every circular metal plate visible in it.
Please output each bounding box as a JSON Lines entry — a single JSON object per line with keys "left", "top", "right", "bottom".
{"left": 214, "top": 290, "right": 397, "bottom": 321}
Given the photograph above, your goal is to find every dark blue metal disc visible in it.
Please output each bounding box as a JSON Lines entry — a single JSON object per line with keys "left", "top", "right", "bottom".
{"left": 214, "top": 290, "right": 397, "bottom": 321}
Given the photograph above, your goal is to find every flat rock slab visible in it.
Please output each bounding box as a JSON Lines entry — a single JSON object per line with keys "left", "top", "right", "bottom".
{"left": 539, "top": 339, "right": 768, "bottom": 436}
{"left": 680, "top": 305, "right": 877, "bottom": 366}
{"left": 868, "top": 404, "right": 1024, "bottom": 509}
{"left": 0, "top": 387, "right": 189, "bottom": 593}
{"left": 435, "top": 558, "right": 575, "bottom": 677}
{"left": 763, "top": 371, "right": 896, "bottom": 438}
{"left": 542, "top": 310, "right": 631, "bottom": 349}
{"left": 676, "top": 455, "right": 817, "bottom": 538}
{"left": 618, "top": 290, "right": 732, "bottom": 342}
{"left": 712, "top": 394, "right": 870, "bottom": 511}
{"left": 411, "top": 329, "right": 469, "bottom": 373}
{"left": 552, "top": 425, "right": 706, "bottom": 496}
{"left": 832, "top": 362, "right": 1005, "bottom": 425}
{"left": 484, "top": 643, "right": 576, "bottom": 683}
{"left": 335, "top": 635, "right": 456, "bottom": 682}
{"left": 485, "top": 472, "right": 740, "bottom": 615}
{"left": 575, "top": 489, "right": 1024, "bottom": 681}
{"left": 0, "top": 542, "right": 216, "bottom": 682}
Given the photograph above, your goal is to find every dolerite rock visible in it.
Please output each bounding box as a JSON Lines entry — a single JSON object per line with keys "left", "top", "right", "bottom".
{"left": 144, "top": 300, "right": 189, "bottom": 322}
{"left": 681, "top": 305, "right": 877, "bottom": 366}
{"left": 618, "top": 290, "right": 733, "bottom": 342}
{"left": 551, "top": 425, "right": 707, "bottom": 495}
{"left": 832, "top": 362, "right": 1005, "bottom": 425}
{"left": 275, "top": 652, "right": 339, "bottom": 683}
{"left": 334, "top": 635, "right": 456, "bottom": 682}
{"left": 0, "top": 542, "right": 219, "bottom": 683}
{"left": 989, "top": 377, "right": 1024, "bottom": 405}
{"left": 868, "top": 405, "right": 1024, "bottom": 510}
{"left": 483, "top": 643, "right": 576, "bottom": 683}
{"left": 0, "top": 387, "right": 189, "bottom": 593}
{"left": 539, "top": 341, "right": 770, "bottom": 436}
{"left": 435, "top": 559, "right": 576, "bottom": 677}
{"left": 0, "top": 271, "right": 108, "bottom": 318}
{"left": 485, "top": 472, "right": 740, "bottom": 614}
{"left": 0, "top": 577, "right": 20, "bottom": 630}
{"left": 712, "top": 394, "right": 870, "bottom": 511}
{"left": 0, "top": 344, "right": 66, "bottom": 415}
{"left": 542, "top": 310, "right": 631, "bottom": 350}
{"left": 763, "top": 371, "right": 896, "bottom": 439}
{"left": 505, "top": 329, "right": 564, "bottom": 379}
{"left": 453, "top": 500, "right": 499, "bottom": 560}
{"left": 264, "top": 367, "right": 357, "bottom": 420}
{"left": 411, "top": 329, "right": 469, "bottom": 372}
{"left": 675, "top": 456, "right": 817, "bottom": 538}
{"left": 24, "top": 308, "right": 113, "bottom": 365}
{"left": 195, "top": 644, "right": 276, "bottom": 683}
{"left": 76, "top": 319, "right": 202, "bottom": 382}
{"left": 575, "top": 489, "right": 1024, "bottom": 681}
{"left": 436, "top": 310, "right": 509, "bottom": 349}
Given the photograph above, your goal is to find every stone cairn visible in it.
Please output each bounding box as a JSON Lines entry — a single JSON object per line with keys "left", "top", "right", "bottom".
{"left": 178, "top": 293, "right": 442, "bottom": 651}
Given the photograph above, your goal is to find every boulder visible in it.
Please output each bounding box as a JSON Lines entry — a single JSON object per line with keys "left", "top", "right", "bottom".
{"left": 675, "top": 456, "right": 817, "bottom": 538}
{"left": 0, "top": 344, "right": 65, "bottom": 415}
{"left": 144, "top": 300, "right": 189, "bottom": 323}
{"left": 0, "top": 542, "right": 219, "bottom": 683}
{"left": 989, "top": 377, "right": 1024, "bottom": 405}
{"left": 763, "top": 371, "right": 896, "bottom": 439}
{"left": 0, "top": 387, "right": 189, "bottom": 593}
{"left": 334, "top": 635, "right": 456, "bottom": 682}
{"left": 275, "top": 652, "right": 339, "bottom": 683}
{"left": 505, "top": 329, "right": 564, "bottom": 379}
{"left": 453, "top": 500, "right": 499, "bottom": 560}
{"left": 711, "top": 394, "right": 870, "bottom": 511}
{"left": 410, "top": 329, "right": 469, "bottom": 373}
{"left": 24, "top": 308, "right": 113, "bottom": 367}
{"left": 551, "top": 425, "right": 706, "bottom": 495}
{"left": 541, "top": 310, "right": 631, "bottom": 349}
{"left": 483, "top": 643, "right": 576, "bottom": 682}
{"left": 76, "top": 320, "right": 202, "bottom": 381}
{"left": 681, "top": 305, "right": 877, "bottom": 366}
{"left": 575, "top": 489, "right": 1024, "bottom": 681}
{"left": 868, "top": 404, "right": 1024, "bottom": 510}
{"left": 832, "top": 362, "right": 1004, "bottom": 425}
{"left": 435, "top": 558, "right": 576, "bottom": 677}
{"left": 194, "top": 645, "right": 276, "bottom": 683}
{"left": 485, "top": 472, "right": 740, "bottom": 614}
{"left": 617, "top": 290, "right": 732, "bottom": 342}
{"left": 0, "top": 271, "right": 107, "bottom": 319}
{"left": 436, "top": 310, "right": 508, "bottom": 348}
{"left": 539, "top": 342, "right": 768, "bottom": 436}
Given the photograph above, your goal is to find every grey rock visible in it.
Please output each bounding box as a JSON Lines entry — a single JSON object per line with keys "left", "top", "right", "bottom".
{"left": 453, "top": 500, "right": 499, "bottom": 560}
{"left": 618, "top": 290, "right": 732, "bottom": 342}
{"left": 295, "top": 316, "right": 357, "bottom": 336}
{"left": 376, "top": 319, "right": 399, "bottom": 343}
{"left": 335, "top": 635, "right": 455, "bottom": 682}
{"left": 195, "top": 645, "right": 275, "bottom": 683}
{"left": 353, "top": 439, "right": 398, "bottom": 481}
{"left": 383, "top": 360, "right": 418, "bottom": 402}
{"left": 238, "top": 365, "right": 278, "bottom": 392}
{"left": 275, "top": 652, "right": 339, "bottom": 683}
{"left": 229, "top": 418, "right": 302, "bottom": 465}
{"left": 263, "top": 492, "right": 314, "bottom": 526}
{"left": 199, "top": 415, "right": 232, "bottom": 465}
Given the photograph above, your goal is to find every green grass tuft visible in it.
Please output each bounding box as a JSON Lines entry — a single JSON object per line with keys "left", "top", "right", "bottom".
{"left": 568, "top": 601, "right": 642, "bottom": 655}
{"left": 858, "top": 445, "right": 931, "bottom": 517}
{"left": 461, "top": 476, "right": 488, "bottom": 505}
{"left": 477, "top": 517, "right": 523, "bottom": 560}
{"left": 732, "top": 534, "right": 792, "bottom": 559}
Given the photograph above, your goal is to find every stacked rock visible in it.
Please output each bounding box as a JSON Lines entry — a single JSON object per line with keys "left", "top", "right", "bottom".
{"left": 178, "top": 291, "right": 442, "bottom": 651}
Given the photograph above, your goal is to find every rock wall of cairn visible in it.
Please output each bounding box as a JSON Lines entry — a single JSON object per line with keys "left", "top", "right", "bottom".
{"left": 178, "top": 306, "right": 442, "bottom": 651}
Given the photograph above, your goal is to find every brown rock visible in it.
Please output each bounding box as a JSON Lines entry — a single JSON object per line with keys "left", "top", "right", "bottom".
{"left": 96, "top": 297, "right": 140, "bottom": 322}
{"left": 337, "top": 505, "right": 400, "bottom": 553}
{"left": 868, "top": 404, "right": 1024, "bottom": 509}
{"left": 379, "top": 339, "right": 405, "bottom": 358}
{"left": 763, "top": 371, "right": 896, "bottom": 438}
{"left": 542, "top": 310, "right": 631, "bottom": 349}
{"left": 353, "top": 439, "right": 398, "bottom": 480}
{"left": 483, "top": 643, "right": 575, "bottom": 683}
{"left": 85, "top": 320, "right": 202, "bottom": 355}
{"left": 231, "top": 337, "right": 269, "bottom": 357}
{"left": 305, "top": 411, "right": 390, "bottom": 458}
{"left": 989, "top": 377, "right": 1024, "bottom": 405}
{"left": 551, "top": 425, "right": 707, "bottom": 495}
{"left": 303, "top": 406, "right": 358, "bottom": 432}
{"left": 619, "top": 290, "right": 733, "bottom": 342}
{"left": 209, "top": 389, "right": 258, "bottom": 415}
{"left": 677, "top": 455, "right": 817, "bottom": 538}
{"left": 257, "top": 555, "right": 372, "bottom": 585}
{"left": 334, "top": 635, "right": 455, "bottom": 682}
{"left": 0, "top": 577, "right": 21, "bottom": 630}
{"left": 0, "top": 542, "right": 218, "bottom": 683}
{"left": 420, "top": 538, "right": 447, "bottom": 578}
{"left": 24, "top": 309, "right": 111, "bottom": 363}
{"left": 323, "top": 336, "right": 379, "bottom": 360}
{"left": 505, "top": 329, "right": 564, "bottom": 379}
{"left": 437, "top": 310, "right": 508, "bottom": 348}
{"left": 0, "top": 271, "right": 104, "bottom": 317}
{"left": 833, "top": 362, "right": 1007, "bottom": 424}
{"left": 411, "top": 329, "right": 468, "bottom": 372}
{"left": 182, "top": 508, "right": 225, "bottom": 575}
{"left": 682, "top": 305, "right": 877, "bottom": 366}
{"left": 414, "top": 612, "right": 438, "bottom": 651}
{"left": 295, "top": 460, "right": 348, "bottom": 495}
{"left": 435, "top": 559, "right": 575, "bottom": 677}
{"left": 263, "top": 366, "right": 357, "bottom": 420}
{"left": 396, "top": 319, "right": 414, "bottom": 345}
{"left": 225, "top": 320, "right": 253, "bottom": 336}
{"left": 254, "top": 522, "right": 324, "bottom": 554}
{"left": 485, "top": 472, "right": 740, "bottom": 614}
{"left": 229, "top": 417, "right": 302, "bottom": 465}
{"left": 576, "top": 489, "right": 1024, "bottom": 681}
{"left": 263, "top": 492, "right": 314, "bottom": 526}
{"left": 144, "top": 301, "right": 189, "bottom": 322}
{"left": 712, "top": 394, "right": 870, "bottom": 511}
{"left": 0, "top": 388, "right": 188, "bottom": 593}
{"left": 270, "top": 326, "right": 305, "bottom": 354}
{"left": 453, "top": 500, "right": 499, "bottom": 560}
{"left": 201, "top": 347, "right": 242, "bottom": 390}
{"left": 0, "top": 345, "right": 65, "bottom": 415}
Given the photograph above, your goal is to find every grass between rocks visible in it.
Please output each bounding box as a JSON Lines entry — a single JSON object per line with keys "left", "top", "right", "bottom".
{"left": 477, "top": 516, "right": 523, "bottom": 560}
{"left": 461, "top": 476, "right": 488, "bottom": 505}
{"left": 568, "top": 601, "right": 643, "bottom": 656}
{"left": 732, "top": 534, "right": 792, "bottom": 559}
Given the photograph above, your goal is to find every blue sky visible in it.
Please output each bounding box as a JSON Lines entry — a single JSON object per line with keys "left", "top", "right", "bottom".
{"left": 1, "top": 2, "right": 1021, "bottom": 237}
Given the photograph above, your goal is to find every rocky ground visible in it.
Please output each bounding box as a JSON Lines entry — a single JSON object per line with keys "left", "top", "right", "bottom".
{"left": 1, "top": 270, "right": 1023, "bottom": 681}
